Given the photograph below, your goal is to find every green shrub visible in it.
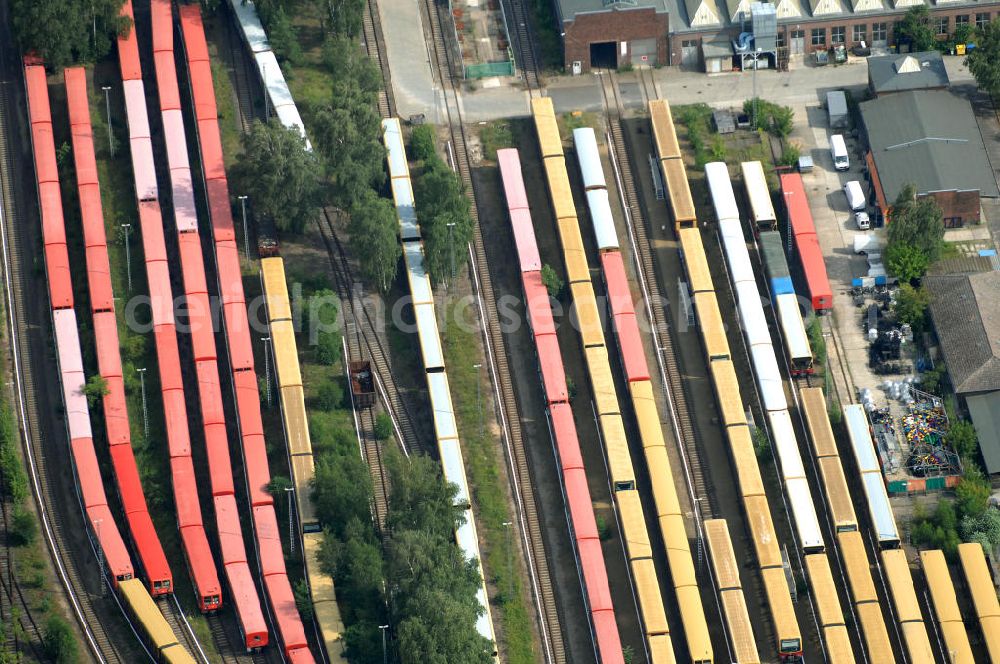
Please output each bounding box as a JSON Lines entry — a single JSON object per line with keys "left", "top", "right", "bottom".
{"left": 9, "top": 506, "right": 37, "bottom": 546}
{"left": 410, "top": 125, "right": 437, "bottom": 162}
{"left": 374, "top": 413, "right": 393, "bottom": 441}
{"left": 315, "top": 379, "right": 345, "bottom": 411}
{"left": 541, "top": 264, "right": 564, "bottom": 298}
{"left": 43, "top": 615, "right": 78, "bottom": 663}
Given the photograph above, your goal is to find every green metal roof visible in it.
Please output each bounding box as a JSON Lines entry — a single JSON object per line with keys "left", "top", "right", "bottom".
{"left": 967, "top": 391, "right": 1000, "bottom": 475}
{"left": 868, "top": 51, "right": 949, "bottom": 94}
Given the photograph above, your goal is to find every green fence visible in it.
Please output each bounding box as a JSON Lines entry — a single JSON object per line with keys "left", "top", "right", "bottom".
{"left": 464, "top": 60, "right": 515, "bottom": 79}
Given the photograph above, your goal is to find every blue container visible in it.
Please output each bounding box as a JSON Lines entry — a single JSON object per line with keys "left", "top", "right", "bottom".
{"left": 770, "top": 276, "right": 795, "bottom": 296}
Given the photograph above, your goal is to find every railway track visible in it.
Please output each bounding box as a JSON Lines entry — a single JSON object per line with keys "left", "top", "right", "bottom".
{"left": 0, "top": 495, "right": 44, "bottom": 658}
{"left": 361, "top": 0, "right": 396, "bottom": 119}
{"left": 499, "top": 0, "right": 540, "bottom": 90}
{"left": 0, "top": 72, "right": 125, "bottom": 664}
{"left": 415, "top": 0, "right": 564, "bottom": 661}
{"left": 595, "top": 68, "right": 715, "bottom": 519}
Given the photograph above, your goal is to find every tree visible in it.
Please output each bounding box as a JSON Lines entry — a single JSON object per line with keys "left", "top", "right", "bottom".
{"left": 82, "top": 375, "right": 109, "bottom": 407}
{"left": 234, "top": 120, "right": 324, "bottom": 234}
{"left": 328, "top": 0, "right": 366, "bottom": 39}
{"left": 10, "top": 0, "right": 130, "bottom": 69}
{"left": 896, "top": 6, "right": 937, "bottom": 52}
{"left": 946, "top": 420, "right": 979, "bottom": 458}
{"left": 541, "top": 264, "right": 564, "bottom": 298}
{"left": 410, "top": 125, "right": 437, "bottom": 162}
{"left": 886, "top": 183, "right": 944, "bottom": 282}
{"left": 384, "top": 450, "right": 464, "bottom": 538}
{"left": 43, "top": 615, "right": 78, "bottom": 663}
{"left": 414, "top": 161, "right": 473, "bottom": 285}
{"left": 892, "top": 283, "right": 931, "bottom": 331}
{"left": 956, "top": 465, "right": 991, "bottom": 521}
{"left": 967, "top": 18, "right": 1000, "bottom": 95}
{"left": 347, "top": 190, "right": 400, "bottom": 292}
{"left": 10, "top": 506, "right": 37, "bottom": 546}
{"left": 310, "top": 289, "right": 342, "bottom": 364}
{"left": 374, "top": 413, "right": 393, "bottom": 441}
{"left": 314, "top": 378, "right": 345, "bottom": 411}
{"left": 264, "top": 7, "right": 303, "bottom": 65}
{"left": 267, "top": 475, "right": 293, "bottom": 496}
{"left": 313, "top": 451, "right": 373, "bottom": 539}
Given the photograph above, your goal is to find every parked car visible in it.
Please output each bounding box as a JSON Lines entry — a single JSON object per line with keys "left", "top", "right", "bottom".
{"left": 854, "top": 210, "right": 871, "bottom": 230}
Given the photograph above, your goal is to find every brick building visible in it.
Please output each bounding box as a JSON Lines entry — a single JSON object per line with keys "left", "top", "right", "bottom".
{"left": 556, "top": 0, "right": 670, "bottom": 71}
{"left": 859, "top": 90, "right": 999, "bottom": 226}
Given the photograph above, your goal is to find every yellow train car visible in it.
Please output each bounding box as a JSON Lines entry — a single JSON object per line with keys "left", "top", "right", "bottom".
{"left": 816, "top": 456, "right": 858, "bottom": 533}
{"left": 882, "top": 549, "right": 925, "bottom": 624}
{"left": 710, "top": 360, "right": 745, "bottom": 429}
{"left": 838, "top": 530, "right": 878, "bottom": 604}
{"left": 704, "top": 519, "right": 742, "bottom": 591}
{"left": 900, "top": 622, "right": 936, "bottom": 664}
{"left": 260, "top": 257, "right": 292, "bottom": 322}
{"left": 855, "top": 601, "right": 894, "bottom": 662}
{"left": 648, "top": 634, "right": 676, "bottom": 664}
{"left": 120, "top": 578, "right": 176, "bottom": 649}
{"left": 280, "top": 385, "right": 311, "bottom": 456}
{"left": 800, "top": 387, "right": 838, "bottom": 459}
{"left": 531, "top": 97, "right": 564, "bottom": 159}
{"left": 599, "top": 414, "right": 635, "bottom": 490}
{"left": 760, "top": 566, "right": 802, "bottom": 659}
{"left": 744, "top": 494, "right": 782, "bottom": 569}
{"left": 920, "top": 550, "right": 974, "bottom": 664}
{"left": 585, "top": 346, "right": 619, "bottom": 416}
{"left": 558, "top": 218, "right": 591, "bottom": 285}
{"left": 662, "top": 158, "right": 696, "bottom": 230}
{"left": 545, "top": 161, "right": 577, "bottom": 220}
{"left": 719, "top": 591, "right": 760, "bottom": 664}
{"left": 675, "top": 584, "right": 712, "bottom": 664}
{"left": 270, "top": 318, "right": 303, "bottom": 388}
{"left": 571, "top": 281, "right": 605, "bottom": 347}
{"left": 821, "top": 626, "right": 855, "bottom": 664}
{"left": 649, "top": 99, "right": 681, "bottom": 161}
{"left": 632, "top": 557, "right": 670, "bottom": 637}
{"left": 804, "top": 554, "right": 845, "bottom": 629}
{"left": 304, "top": 532, "right": 347, "bottom": 659}
{"left": 677, "top": 227, "right": 713, "bottom": 295}
{"left": 161, "top": 644, "right": 198, "bottom": 664}
{"left": 628, "top": 381, "right": 663, "bottom": 450}
{"left": 644, "top": 447, "right": 682, "bottom": 520}
{"left": 693, "top": 291, "right": 730, "bottom": 362}
{"left": 618, "top": 489, "right": 653, "bottom": 560}
{"left": 958, "top": 542, "right": 1000, "bottom": 664}
{"left": 727, "top": 426, "right": 765, "bottom": 499}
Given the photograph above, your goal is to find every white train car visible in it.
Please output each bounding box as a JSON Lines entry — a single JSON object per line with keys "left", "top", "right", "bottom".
{"left": 843, "top": 405, "right": 900, "bottom": 548}
{"left": 229, "top": 0, "right": 310, "bottom": 149}
{"left": 775, "top": 294, "right": 813, "bottom": 375}
{"left": 573, "top": 129, "right": 618, "bottom": 251}
{"left": 382, "top": 119, "right": 497, "bottom": 650}
{"left": 741, "top": 161, "right": 777, "bottom": 231}
{"left": 707, "top": 162, "right": 825, "bottom": 555}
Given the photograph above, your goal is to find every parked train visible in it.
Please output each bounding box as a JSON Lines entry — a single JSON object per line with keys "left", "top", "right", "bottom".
{"left": 799, "top": 389, "right": 895, "bottom": 658}
{"left": 842, "top": 405, "right": 899, "bottom": 548}
{"left": 958, "top": 543, "right": 1000, "bottom": 662}
{"left": 572, "top": 127, "right": 712, "bottom": 664}
{"left": 882, "top": 549, "right": 935, "bottom": 662}
{"left": 497, "top": 147, "right": 624, "bottom": 664}
{"left": 702, "top": 520, "right": 759, "bottom": 663}
{"left": 61, "top": 66, "right": 174, "bottom": 599}
{"left": 175, "top": 4, "right": 315, "bottom": 659}
{"left": 704, "top": 161, "right": 824, "bottom": 556}
{"left": 117, "top": 0, "right": 269, "bottom": 648}
{"left": 779, "top": 174, "right": 832, "bottom": 313}
{"left": 25, "top": 57, "right": 195, "bottom": 664}
{"left": 920, "top": 550, "right": 974, "bottom": 664}
{"left": 382, "top": 118, "right": 497, "bottom": 654}
{"left": 649, "top": 100, "right": 803, "bottom": 662}
{"left": 531, "top": 97, "right": 677, "bottom": 663}
{"left": 754, "top": 231, "right": 813, "bottom": 375}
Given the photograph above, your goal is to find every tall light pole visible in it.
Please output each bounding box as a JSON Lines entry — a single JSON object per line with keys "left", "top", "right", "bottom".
{"left": 261, "top": 336, "right": 272, "bottom": 407}
{"left": 446, "top": 221, "right": 456, "bottom": 289}
{"left": 379, "top": 624, "right": 389, "bottom": 664}
{"left": 95, "top": 518, "right": 105, "bottom": 595}
{"left": 101, "top": 86, "right": 114, "bottom": 157}
{"left": 262, "top": 64, "right": 269, "bottom": 118}
{"left": 473, "top": 363, "right": 483, "bottom": 437}
{"left": 137, "top": 367, "right": 149, "bottom": 440}
{"left": 284, "top": 486, "right": 295, "bottom": 556}
{"left": 238, "top": 195, "right": 249, "bottom": 258}
{"left": 502, "top": 520, "right": 513, "bottom": 599}
{"left": 121, "top": 223, "right": 131, "bottom": 292}
{"left": 751, "top": 47, "right": 763, "bottom": 130}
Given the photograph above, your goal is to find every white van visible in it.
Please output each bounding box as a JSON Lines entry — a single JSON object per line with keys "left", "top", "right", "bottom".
{"left": 830, "top": 134, "right": 850, "bottom": 171}
{"left": 844, "top": 180, "right": 866, "bottom": 211}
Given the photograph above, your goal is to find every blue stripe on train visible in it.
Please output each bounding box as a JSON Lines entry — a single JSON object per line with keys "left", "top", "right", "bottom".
{"left": 770, "top": 276, "right": 795, "bottom": 297}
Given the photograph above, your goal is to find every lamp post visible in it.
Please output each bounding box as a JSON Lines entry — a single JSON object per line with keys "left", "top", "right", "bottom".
{"left": 261, "top": 336, "right": 272, "bottom": 407}
{"left": 121, "top": 223, "right": 132, "bottom": 292}
{"left": 101, "top": 86, "right": 114, "bottom": 157}
{"left": 284, "top": 486, "right": 295, "bottom": 556}
{"left": 751, "top": 47, "right": 763, "bottom": 130}
{"left": 262, "top": 64, "right": 269, "bottom": 118}
{"left": 95, "top": 518, "right": 105, "bottom": 595}
{"left": 137, "top": 367, "right": 149, "bottom": 440}
{"left": 238, "top": 195, "right": 249, "bottom": 258}
{"left": 473, "top": 363, "right": 482, "bottom": 437}
{"left": 379, "top": 624, "right": 389, "bottom": 664}
{"left": 446, "top": 221, "right": 456, "bottom": 289}
{"left": 502, "top": 521, "right": 513, "bottom": 599}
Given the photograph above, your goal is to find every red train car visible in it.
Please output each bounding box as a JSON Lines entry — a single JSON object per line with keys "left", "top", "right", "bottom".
{"left": 780, "top": 173, "right": 832, "bottom": 313}
{"left": 117, "top": 0, "right": 142, "bottom": 82}
{"left": 497, "top": 148, "right": 625, "bottom": 664}
{"left": 601, "top": 253, "right": 649, "bottom": 383}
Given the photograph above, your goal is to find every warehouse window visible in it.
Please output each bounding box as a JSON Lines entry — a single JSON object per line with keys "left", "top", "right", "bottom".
{"left": 831, "top": 26, "right": 846, "bottom": 43}
{"left": 853, "top": 24, "right": 867, "bottom": 43}
{"left": 936, "top": 17, "right": 949, "bottom": 35}
{"left": 812, "top": 28, "right": 826, "bottom": 46}
{"left": 943, "top": 216, "right": 963, "bottom": 229}
{"left": 872, "top": 22, "right": 887, "bottom": 41}
{"left": 976, "top": 12, "right": 990, "bottom": 27}
{"left": 956, "top": 14, "right": 969, "bottom": 26}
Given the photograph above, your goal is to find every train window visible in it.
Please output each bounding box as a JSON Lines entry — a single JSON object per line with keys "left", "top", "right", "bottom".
{"left": 614, "top": 480, "right": 636, "bottom": 491}
{"left": 781, "top": 638, "right": 801, "bottom": 653}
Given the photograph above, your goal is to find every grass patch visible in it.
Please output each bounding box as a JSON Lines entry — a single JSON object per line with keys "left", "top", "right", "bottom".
{"left": 674, "top": 103, "right": 726, "bottom": 169}
{"left": 938, "top": 241, "right": 963, "bottom": 261}
{"left": 440, "top": 300, "right": 536, "bottom": 664}
{"left": 478, "top": 121, "right": 515, "bottom": 162}
{"left": 211, "top": 60, "right": 243, "bottom": 167}
{"left": 285, "top": 64, "right": 331, "bottom": 117}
